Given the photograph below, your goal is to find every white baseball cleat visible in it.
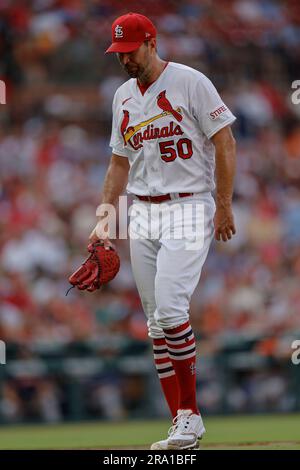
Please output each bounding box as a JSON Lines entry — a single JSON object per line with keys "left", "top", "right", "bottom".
{"left": 150, "top": 409, "right": 205, "bottom": 450}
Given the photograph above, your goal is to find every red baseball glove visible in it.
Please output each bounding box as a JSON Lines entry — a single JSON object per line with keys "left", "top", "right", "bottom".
{"left": 68, "top": 241, "right": 120, "bottom": 293}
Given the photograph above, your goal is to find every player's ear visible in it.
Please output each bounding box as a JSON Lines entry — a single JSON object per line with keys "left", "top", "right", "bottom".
{"left": 147, "top": 38, "right": 157, "bottom": 53}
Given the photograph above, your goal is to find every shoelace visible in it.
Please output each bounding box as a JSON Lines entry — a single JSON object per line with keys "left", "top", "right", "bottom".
{"left": 167, "top": 412, "right": 192, "bottom": 437}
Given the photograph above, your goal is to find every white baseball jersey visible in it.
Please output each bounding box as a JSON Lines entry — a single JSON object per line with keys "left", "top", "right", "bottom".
{"left": 110, "top": 61, "right": 236, "bottom": 196}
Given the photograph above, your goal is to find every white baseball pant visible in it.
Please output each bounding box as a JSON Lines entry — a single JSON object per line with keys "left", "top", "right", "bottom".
{"left": 129, "top": 192, "right": 216, "bottom": 338}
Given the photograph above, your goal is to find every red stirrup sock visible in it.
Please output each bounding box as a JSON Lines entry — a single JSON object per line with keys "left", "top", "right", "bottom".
{"left": 153, "top": 338, "right": 179, "bottom": 418}
{"left": 163, "top": 321, "right": 199, "bottom": 415}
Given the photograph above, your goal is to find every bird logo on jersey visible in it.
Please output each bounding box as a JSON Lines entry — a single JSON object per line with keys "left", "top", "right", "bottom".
{"left": 121, "top": 110, "right": 130, "bottom": 145}
{"left": 120, "top": 90, "right": 183, "bottom": 150}
{"left": 157, "top": 91, "right": 183, "bottom": 122}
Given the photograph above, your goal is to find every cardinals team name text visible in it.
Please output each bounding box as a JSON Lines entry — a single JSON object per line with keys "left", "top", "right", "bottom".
{"left": 131, "top": 122, "right": 183, "bottom": 149}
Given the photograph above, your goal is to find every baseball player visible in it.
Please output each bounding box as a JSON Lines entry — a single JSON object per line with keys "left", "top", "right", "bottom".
{"left": 90, "top": 12, "right": 237, "bottom": 450}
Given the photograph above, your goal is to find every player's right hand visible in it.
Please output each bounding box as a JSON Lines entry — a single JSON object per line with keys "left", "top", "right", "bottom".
{"left": 89, "top": 221, "right": 112, "bottom": 250}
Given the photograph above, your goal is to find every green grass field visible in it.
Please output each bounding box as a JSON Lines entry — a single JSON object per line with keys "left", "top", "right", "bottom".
{"left": 0, "top": 414, "right": 299, "bottom": 450}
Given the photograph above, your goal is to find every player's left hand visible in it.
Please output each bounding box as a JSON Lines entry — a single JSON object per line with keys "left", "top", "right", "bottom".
{"left": 68, "top": 241, "right": 120, "bottom": 292}
{"left": 214, "top": 205, "right": 236, "bottom": 242}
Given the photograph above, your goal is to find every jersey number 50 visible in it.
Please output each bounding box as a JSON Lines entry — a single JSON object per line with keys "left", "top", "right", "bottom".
{"left": 159, "top": 138, "right": 193, "bottom": 162}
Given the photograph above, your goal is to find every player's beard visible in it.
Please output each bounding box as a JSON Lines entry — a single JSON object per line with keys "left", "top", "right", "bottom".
{"left": 121, "top": 43, "right": 152, "bottom": 82}
{"left": 124, "top": 48, "right": 151, "bottom": 82}
{"left": 124, "top": 64, "right": 141, "bottom": 78}
{"left": 124, "top": 61, "right": 150, "bottom": 81}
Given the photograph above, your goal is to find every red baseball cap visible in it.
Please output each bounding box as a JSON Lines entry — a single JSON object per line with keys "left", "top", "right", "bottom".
{"left": 106, "top": 12, "right": 156, "bottom": 54}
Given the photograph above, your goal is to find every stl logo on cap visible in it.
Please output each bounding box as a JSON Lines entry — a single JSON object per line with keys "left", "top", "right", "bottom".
{"left": 115, "top": 25, "right": 123, "bottom": 38}
{"left": 106, "top": 13, "right": 156, "bottom": 54}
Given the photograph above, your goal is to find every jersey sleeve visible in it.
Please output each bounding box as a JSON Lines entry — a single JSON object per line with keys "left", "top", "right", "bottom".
{"left": 109, "top": 91, "right": 131, "bottom": 158}
{"left": 192, "top": 74, "right": 236, "bottom": 139}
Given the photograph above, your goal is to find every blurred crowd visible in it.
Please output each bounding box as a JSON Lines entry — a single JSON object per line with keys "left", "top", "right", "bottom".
{"left": 0, "top": 0, "right": 300, "bottom": 422}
